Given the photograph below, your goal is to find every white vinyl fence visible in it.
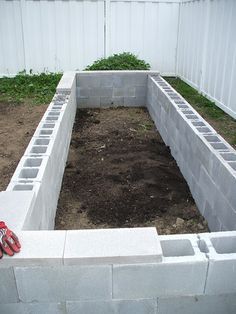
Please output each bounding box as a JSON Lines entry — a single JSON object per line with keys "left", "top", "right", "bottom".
{"left": 0, "top": 0, "right": 236, "bottom": 118}
{"left": 177, "top": 0, "right": 236, "bottom": 119}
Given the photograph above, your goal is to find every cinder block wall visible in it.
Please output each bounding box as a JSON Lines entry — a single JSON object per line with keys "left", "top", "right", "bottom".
{"left": 1, "top": 71, "right": 236, "bottom": 313}
{"left": 146, "top": 75, "right": 236, "bottom": 232}
{"left": 76, "top": 71, "right": 159, "bottom": 108}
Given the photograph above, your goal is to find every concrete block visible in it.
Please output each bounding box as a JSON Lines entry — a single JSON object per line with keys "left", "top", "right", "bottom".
{"left": 64, "top": 227, "right": 162, "bottom": 265}
{"left": 157, "top": 294, "right": 236, "bottom": 314}
{"left": 0, "top": 302, "right": 66, "bottom": 314}
{"left": 0, "top": 191, "right": 36, "bottom": 231}
{"left": 0, "top": 231, "right": 66, "bottom": 267}
{"left": 65, "top": 265, "right": 112, "bottom": 301}
{"left": 198, "top": 166, "right": 217, "bottom": 209}
{"left": 113, "top": 234, "right": 207, "bottom": 298}
{"left": 90, "top": 87, "right": 113, "bottom": 97}
{"left": 14, "top": 266, "right": 65, "bottom": 302}
{"left": 135, "top": 85, "right": 147, "bottom": 97}
{"left": 124, "top": 96, "right": 146, "bottom": 107}
{"left": 15, "top": 265, "right": 112, "bottom": 302}
{"left": 0, "top": 267, "right": 19, "bottom": 303}
{"left": 67, "top": 299, "right": 157, "bottom": 314}
{"left": 203, "top": 201, "right": 221, "bottom": 231}
{"left": 113, "top": 87, "right": 135, "bottom": 97}
{"left": 86, "top": 96, "right": 101, "bottom": 108}
{"left": 199, "top": 232, "right": 236, "bottom": 295}
{"left": 212, "top": 192, "right": 236, "bottom": 231}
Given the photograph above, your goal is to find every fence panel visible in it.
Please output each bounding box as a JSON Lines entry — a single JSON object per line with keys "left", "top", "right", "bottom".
{"left": 109, "top": 0, "right": 179, "bottom": 75}
{"left": 177, "top": 0, "right": 236, "bottom": 119}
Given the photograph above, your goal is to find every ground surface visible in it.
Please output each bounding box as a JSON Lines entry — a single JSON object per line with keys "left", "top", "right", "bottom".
{"left": 55, "top": 108, "right": 208, "bottom": 234}
{"left": 165, "top": 77, "right": 236, "bottom": 149}
{"left": 0, "top": 102, "right": 47, "bottom": 190}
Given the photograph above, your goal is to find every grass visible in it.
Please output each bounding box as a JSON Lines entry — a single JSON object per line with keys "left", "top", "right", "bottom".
{"left": 164, "top": 77, "right": 236, "bottom": 148}
{"left": 0, "top": 72, "right": 62, "bottom": 105}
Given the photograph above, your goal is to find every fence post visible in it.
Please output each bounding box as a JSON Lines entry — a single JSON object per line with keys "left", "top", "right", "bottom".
{"left": 104, "top": 0, "right": 110, "bottom": 58}
{"left": 199, "top": 0, "right": 210, "bottom": 93}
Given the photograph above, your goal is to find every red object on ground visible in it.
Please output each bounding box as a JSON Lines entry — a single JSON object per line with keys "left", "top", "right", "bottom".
{"left": 0, "top": 221, "right": 21, "bottom": 258}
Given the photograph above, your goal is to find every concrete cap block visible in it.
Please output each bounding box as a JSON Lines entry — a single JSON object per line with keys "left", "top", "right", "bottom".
{"left": 0, "top": 191, "right": 36, "bottom": 231}
{"left": 0, "top": 231, "right": 66, "bottom": 267}
{"left": 56, "top": 71, "right": 76, "bottom": 92}
{"left": 64, "top": 227, "right": 162, "bottom": 265}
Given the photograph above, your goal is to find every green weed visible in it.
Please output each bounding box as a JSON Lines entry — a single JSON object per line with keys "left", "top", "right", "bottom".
{"left": 0, "top": 72, "right": 62, "bottom": 105}
{"left": 85, "top": 52, "right": 150, "bottom": 71}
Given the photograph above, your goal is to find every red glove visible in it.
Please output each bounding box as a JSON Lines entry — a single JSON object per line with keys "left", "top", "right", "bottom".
{"left": 0, "top": 221, "right": 21, "bottom": 258}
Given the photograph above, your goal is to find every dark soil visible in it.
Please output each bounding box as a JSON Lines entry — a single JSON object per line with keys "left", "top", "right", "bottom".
{"left": 55, "top": 108, "right": 209, "bottom": 234}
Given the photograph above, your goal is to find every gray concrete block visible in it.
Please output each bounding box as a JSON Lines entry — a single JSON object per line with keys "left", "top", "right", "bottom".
{"left": 113, "top": 258, "right": 207, "bottom": 299}
{"left": 113, "top": 87, "right": 135, "bottom": 97}
{"left": 0, "top": 302, "right": 66, "bottom": 314}
{"left": 199, "top": 232, "right": 236, "bottom": 295}
{"left": 64, "top": 265, "right": 112, "bottom": 301}
{"left": 67, "top": 299, "right": 157, "bottom": 314}
{"left": 15, "top": 265, "right": 112, "bottom": 302}
{"left": 157, "top": 294, "right": 236, "bottom": 314}
{"left": 0, "top": 267, "right": 19, "bottom": 303}
{"left": 64, "top": 227, "right": 162, "bottom": 265}
{"left": 15, "top": 266, "right": 65, "bottom": 302}
{"left": 124, "top": 96, "right": 146, "bottom": 107}
{"left": 135, "top": 86, "right": 147, "bottom": 97}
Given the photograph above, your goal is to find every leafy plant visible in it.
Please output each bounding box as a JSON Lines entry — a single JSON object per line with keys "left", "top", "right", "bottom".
{"left": 0, "top": 72, "right": 62, "bottom": 105}
{"left": 85, "top": 52, "right": 150, "bottom": 71}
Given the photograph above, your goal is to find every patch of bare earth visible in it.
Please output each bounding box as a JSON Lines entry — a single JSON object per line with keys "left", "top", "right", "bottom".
{"left": 55, "top": 108, "right": 209, "bottom": 234}
{"left": 0, "top": 102, "right": 47, "bottom": 190}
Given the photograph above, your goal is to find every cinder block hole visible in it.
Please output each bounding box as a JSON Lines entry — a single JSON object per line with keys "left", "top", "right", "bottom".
{"left": 192, "top": 121, "right": 205, "bottom": 127}
{"left": 160, "top": 239, "right": 195, "bottom": 257}
{"left": 211, "top": 236, "right": 236, "bottom": 254}
{"left": 196, "top": 127, "right": 211, "bottom": 133}
{"left": 204, "top": 135, "right": 220, "bottom": 142}
{"left": 228, "top": 162, "right": 236, "bottom": 171}
{"left": 183, "top": 110, "right": 194, "bottom": 115}
{"left": 197, "top": 239, "right": 209, "bottom": 253}
{"left": 220, "top": 153, "right": 236, "bottom": 161}
{"left": 40, "top": 130, "right": 53, "bottom": 135}
{"left": 52, "top": 106, "right": 62, "bottom": 110}
{"left": 23, "top": 158, "right": 42, "bottom": 167}
{"left": 19, "top": 168, "right": 39, "bottom": 179}
{"left": 46, "top": 116, "right": 58, "bottom": 121}
{"left": 30, "top": 146, "right": 47, "bottom": 154}
{"left": 34, "top": 138, "right": 50, "bottom": 145}
{"left": 185, "top": 114, "right": 198, "bottom": 120}
{"left": 43, "top": 123, "right": 55, "bottom": 129}
{"left": 48, "top": 112, "right": 60, "bottom": 116}
{"left": 176, "top": 102, "right": 186, "bottom": 106}
{"left": 210, "top": 142, "right": 227, "bottom": 150}
{"left": 13, "top": 185, "right": 34, "bottom": 191}
{"left": 18, "top": 180, "right": 33, "bottom": 183}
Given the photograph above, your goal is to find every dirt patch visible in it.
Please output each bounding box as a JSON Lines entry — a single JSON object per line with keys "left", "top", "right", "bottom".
{"left": 0, "top": 102, "right": 47, "bottom": 190}
{"left": 55, "top": 108, "right": 208, "bottom": 234}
